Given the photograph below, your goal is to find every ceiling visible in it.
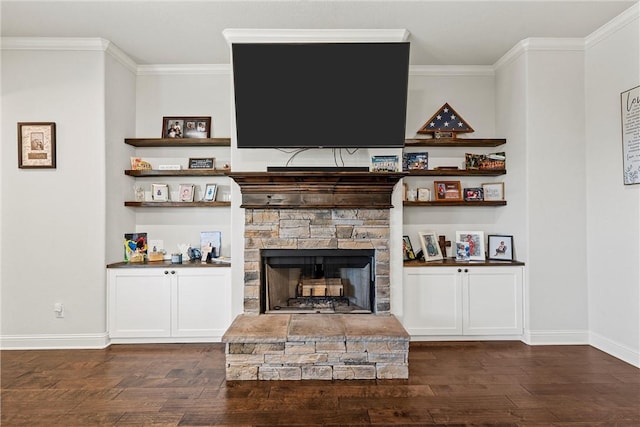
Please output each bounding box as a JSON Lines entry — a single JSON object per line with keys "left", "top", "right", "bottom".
{"left": 1, "top": 1, "right": 637, "bottom": 66}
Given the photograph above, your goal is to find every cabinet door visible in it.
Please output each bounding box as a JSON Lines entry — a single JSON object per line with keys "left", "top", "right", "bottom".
{"left": 462, "top": 267, "right": 523, "bottom": 335}
{"left": 108, "top": 269, "right": 171, "bottom": 338}
{"left": 172, "top": 268, "right": 232, "bottom": 338}
{"left": 402, "top": 267, "right": 462, "bottom": 335}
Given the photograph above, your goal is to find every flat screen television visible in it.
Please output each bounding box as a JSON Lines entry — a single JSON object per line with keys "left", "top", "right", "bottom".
{"left": 232, "top": 42, "right": 410, "bottom": 149}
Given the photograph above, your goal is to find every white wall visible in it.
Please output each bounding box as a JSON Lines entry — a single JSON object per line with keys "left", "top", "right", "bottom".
{"left": 1, "top": 43, "right": 108, "bottom": 347}
{"left": 585, "top": 5, "right": 640, "bottom": 366}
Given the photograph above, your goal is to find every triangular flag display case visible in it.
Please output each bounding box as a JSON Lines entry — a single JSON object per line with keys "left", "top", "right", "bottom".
{"left": 417, "top": 102, "right": 474, "bottom": 138}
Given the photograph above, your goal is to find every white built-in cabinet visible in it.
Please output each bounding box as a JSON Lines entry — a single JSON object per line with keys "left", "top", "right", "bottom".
{"left": 402, "top": 265, "right": 524, "bottom": 338}
{"left": 107, "top": 265, "right": 232, "bottom": 343}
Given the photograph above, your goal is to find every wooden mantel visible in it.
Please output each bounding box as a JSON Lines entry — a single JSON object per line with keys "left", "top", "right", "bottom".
{"left": 227, "top": 171, "right": 406, "bottom": 209}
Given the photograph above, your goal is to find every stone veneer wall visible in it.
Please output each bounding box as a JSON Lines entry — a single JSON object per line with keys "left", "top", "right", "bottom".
{"left": 243, "top": 209, "right": 391, "bottom": 314}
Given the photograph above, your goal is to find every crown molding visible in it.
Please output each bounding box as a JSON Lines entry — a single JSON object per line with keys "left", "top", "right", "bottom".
{"left": 137, "top": 64, "right": 231, "bottom": 76}
{"left": 410, "top": 65, "right": 494, "bottom": 77}
{"left": 585, "top": 2, "right": 639, "bottom": 49}
{"left": 222, "top": 28, "right": 410, "bottom": 44}
{"left": 493, "top": 37, "right": 585, "bottom": 71}
{"left": 104, "top": 41, "right": 138, "bottom": 74}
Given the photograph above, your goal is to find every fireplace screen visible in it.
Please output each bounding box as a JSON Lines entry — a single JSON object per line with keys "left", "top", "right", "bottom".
{"left": 261, "top": 249, "right": 375, "bottom": 313}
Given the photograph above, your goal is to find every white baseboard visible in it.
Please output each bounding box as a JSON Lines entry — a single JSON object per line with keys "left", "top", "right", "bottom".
{"left": 522, "top": 329, "right": 590, "bottom": 345}
{"left": 590, "top": 331, "right": 640, "bottom": 368}
{"left": 0, "top": 333, "right": 110, "bottom": 350}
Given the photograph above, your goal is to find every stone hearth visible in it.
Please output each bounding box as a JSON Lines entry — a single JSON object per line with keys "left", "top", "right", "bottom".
{"left": 222, "top": 313, "right": 409, "bottom": 380}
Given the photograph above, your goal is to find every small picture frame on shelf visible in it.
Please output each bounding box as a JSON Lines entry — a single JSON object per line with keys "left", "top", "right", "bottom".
{"left": 151, "top": 183, "right": 169, "bottom": 201}
{"left": 371, "top": 155, "right": 400, "bottom": 172}
{"left": 402, "top": 235, "right": 417, "bottom": 261}
{"left": 455, "top": 241, "right": 470, "bottom": 261}
{"left": 162, "top": 116, "right": 211, "bottom": 139}
{"left": 402, "top": 152, "right": 429, "bottom": 171}
{"left": 463, "top": 187, "right": 484, "bottom": 201}
{"left": 179, "top": 184, "right": 195, "bottom": 202}
{"left": 455, "top": 230, "right": 485, "bottom": 261}
{"left": 419, "top": 231, "right": 443, "bottom": 262}
{"left": 417, "top": 188, "right": 431, "bottom": 202}
{"left": 203, "top": 183, "right": 218, "bottom": 202}
{"left": 488, "top": 235, "right": 514, "bottom": 261}
{"left": 482, "top": 182, "right": 505, "bottom": 201}
{"left": 189, "top": 157, "right": 215, "bottom": 169}
{"left": 434, "top": 180, "right": 462, "bottom": 201}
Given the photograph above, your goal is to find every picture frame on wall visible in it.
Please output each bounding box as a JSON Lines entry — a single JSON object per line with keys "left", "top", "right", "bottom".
{"left": 162, "top": 116, "right": 211, "bottom": 139}
{"left": 488, "top": 235, "right": 514, "bottom": 261}
{"left": 402, "top": 235, "right": 417, "bottom": 261}
{"left": 17, "top": 122, "right": 56, "bottom": 169}
{"left": 418, "top": 231, "right": 443, "bottom": 262}
{"left": 455, "top": 230, "right": 485, "bottom": 261}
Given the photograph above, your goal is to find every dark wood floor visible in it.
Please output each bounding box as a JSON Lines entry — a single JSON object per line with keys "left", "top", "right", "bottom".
{"left": 1, "top": 341, "right": 639, "bottom": 426}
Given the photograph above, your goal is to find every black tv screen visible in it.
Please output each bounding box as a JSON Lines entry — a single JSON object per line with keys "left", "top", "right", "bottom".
{"left": 232, "top": 42, "right": 410, "bottom": 149}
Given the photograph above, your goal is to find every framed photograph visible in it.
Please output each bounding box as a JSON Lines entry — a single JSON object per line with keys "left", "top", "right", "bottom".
{"left": 488, "top": 235, "right": 514, "bottom": 261}
{"left": 417, "top": 188, "right": 431, "bottom": 202}
{"left": 434, "top": 180, "right": 462, "bottom": 201}
{"left": 455, "top": 230, "right": 485, "bottom": 261}
{"left": 402, "top": 152, "right": 429, "bottom": 171}
{"left": 418, "top": 231, "right": 443, "bottom": 262}
{"left": 455, "top": 241, "right": 470, "bottom": 261}
{"left": 162, "top": 116, "right": 211, "bottom": 139}
{"left": 371, "top": 155, "right": 399, "bottom": 172}
{"left": 189, "top": 157, "right": 215, "bottom": 169}
{"left": 402, "top": 235, "right": 416, "bottom": 261}
{"left": 18, "top": 122, "right": 56, "bottom": 168}
{"left": 482, "top": 182, "right": 505, "bottom": 201}
{"left": 463, "top": 187, "right": 484, "bottom": 201}
{"left": 151, "top": 183, "right": 169, "bottom": 201}
{"left": 179, "top": 184, "right": 195, "bottom": 202}
{"left": 203, "top": 183, "right": 218, "bottom": 202}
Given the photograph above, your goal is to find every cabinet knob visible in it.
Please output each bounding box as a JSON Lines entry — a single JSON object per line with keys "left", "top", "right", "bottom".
{"left": 164, "top": 270, "right": 169, "bottom": 275}
{"left": 464, "top": 268, "right": 469, "bottom": 273}
{"left": 171, "top": 270, "right": 176, "bottom": 275}
{"left": 457, "top": 268, "right": 462, "bottom": 273}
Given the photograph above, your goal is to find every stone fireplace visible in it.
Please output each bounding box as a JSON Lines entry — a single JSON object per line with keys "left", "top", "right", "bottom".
{"left": 222, "top": 171, "right": 409, "bottom": 380}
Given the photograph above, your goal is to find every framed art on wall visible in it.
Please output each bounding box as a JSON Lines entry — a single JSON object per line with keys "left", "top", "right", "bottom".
{"left": 18, "top": 122, "right": 56, "bottom": 169}
{"left": 488, "top": 235, "right": 514, "bottom": 261}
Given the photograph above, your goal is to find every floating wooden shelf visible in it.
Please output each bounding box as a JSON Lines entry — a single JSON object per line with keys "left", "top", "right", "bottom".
{"left": 404, "top": 138, "right": 506, "bottom": 147}
{"left": 403, "top": 200, "right": 506, "bottom": 207}
{"left": 404, "top": 169, "right": 506, "bottom": 177}
{"left": 125, "top": 201, "right": 231, "bottom": 208}
{"left": 125, "top": 138, "right": 231, "bottom": 147}
{"left": 404, "top": 258, "right": 524, "bottom": 267}
{"left": 125, "top": 169, "right": 229, "bottom": 177}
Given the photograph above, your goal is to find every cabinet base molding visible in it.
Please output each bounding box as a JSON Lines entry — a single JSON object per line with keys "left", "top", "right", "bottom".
{"left": 408, "top": 335, "right": 524, "bottom": 342}
{"left": 108, "top": 336, "right": 223, "bottom": 345}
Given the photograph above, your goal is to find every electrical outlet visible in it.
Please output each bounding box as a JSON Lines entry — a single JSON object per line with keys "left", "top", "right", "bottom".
{"left": 54, "top": 303, "right": 64, "bottom": 318}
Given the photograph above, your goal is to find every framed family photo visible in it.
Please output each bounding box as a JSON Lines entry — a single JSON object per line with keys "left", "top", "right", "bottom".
{"left": 18, "top": 122, "right": 56, "bottom": 169}
{"left": 418, "top": 231, "right": 443, "bottom": 262}
{"left": 162, "top": 116, "right": 211, "bottom": 139}
{"left": 488, "top": 235, "right": 514, "bottom": 261}
{"left": 455, "top": 230, "right": 485, "bottom": 261}
{"left": 434, "top": 180, "right": 462, "bottom": 201}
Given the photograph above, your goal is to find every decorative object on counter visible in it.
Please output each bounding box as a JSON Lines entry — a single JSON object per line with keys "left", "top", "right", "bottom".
{"left": 130, "top": 157, "right": 152, "bottom": 170}
{"left": 419, "top": 231, "right": 443, "bottom": 262}
{"left": 434, "top": 180, "right": 462, "bottom": 201}
{"left": 402, "top": 152, "right": 429, "bottom": 170}
{"left": 417, "top": 102, "right": 474, "bottom": 138}
{"left": 455, "top": 230, "right": 485, "bottom": 261}
{"left": 463, "top": 187, "right": 484, "bottom": 201}
{"left": 488, "top": 235, "right": 514, "bottom": 261}
{"left": 187, "top": 247, "right": 202, "bottom": 261}
{"left": 162, "top": 116, "right": 211, "bottom": 139}
{"left": 188, "top": 157, "right": 215, "bottom": 169}
{"left": 171, "top": 253, "right": 182, "bottom": 264}
{"left": 402, "top": 235, "right": 416, "bottom": 261}
{"left": 438, "top": 235, "right": 451, "bottom": 257}
{"left": 203, "top": 183, "right": 218, "bottom": 201}
{"left": 177, "top": 243, "right": 191, "bottom": 260}
{"left": 178, "top": 184, "right": 195, "bottom": 202}
{"left": 17, "top": 122, "right": 56, "bottom": 169}
{"left": 148, "top": 247, "right": 165, "bottom": 262}
{"left": 370, "top": 155, "right": 400, "bottom": 172}
{"left": 482, "top": 182, "right": 505, "bottom": 201}
{"left": 151, "top": 183, "right": 169, "bottom": 201}
{"left": 201, "top": 231, "right": 221, "bottom": 261}
{"left": 124, "top": 232, "right": 148, "bottom": 262}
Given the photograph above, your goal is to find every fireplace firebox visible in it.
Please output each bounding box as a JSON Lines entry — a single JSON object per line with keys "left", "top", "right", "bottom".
{"left": 261, "top": 249, "right": 375, "bottom": 314}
